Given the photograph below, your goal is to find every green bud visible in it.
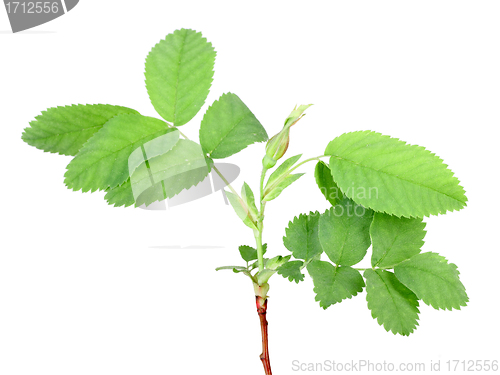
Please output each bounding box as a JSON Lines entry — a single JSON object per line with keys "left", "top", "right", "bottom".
{"left": 264, "top": 130, "right": 290, "bottom": 163}
{"left": 263, "top": 104, "right": 312, "bottom": 169}
{"left": 283, "top": 104, "right": 313, "bottom": 128}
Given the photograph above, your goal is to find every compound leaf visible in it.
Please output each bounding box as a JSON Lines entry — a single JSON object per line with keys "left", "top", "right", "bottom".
{"left": 145, "top": 28, "right": 216, "bottom": 126}
{"left": 370, "top": 213, "right": 426, "bottom": 268}
{"left": 318, "top": 197, "right": 373, "bottom": 266}
{"left": 22, "top": 104, "right": 139, "bottom": 156}
{"left": 314, "top": 160, "right": 343, "bottom": 206}
{"left": 307, "top": 260, "right": 364, "bottom": 309}
{"left": 394, "top": 252, "right": 468, "bottom": 310}
{"left": 325, "top": 131, "right": 467, "bottom": 218}
{"left": 277, "top": 260, "right": 305, "bottom": 283}
{"left": 199, "top": 93, "right": 268, "bottom": 158}
{"left": 64, "top": 114, "right": 175, "bottom": 192}
{"left": 283, "top": 211, "right": 322, "bottom": 261}
{"left": 364, "top": 269, "right": 420, "bottom": 336}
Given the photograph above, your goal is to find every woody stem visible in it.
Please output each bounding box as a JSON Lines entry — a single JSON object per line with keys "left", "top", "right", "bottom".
{"left": 256, "top": 296, "right": 272, "bottom": 375}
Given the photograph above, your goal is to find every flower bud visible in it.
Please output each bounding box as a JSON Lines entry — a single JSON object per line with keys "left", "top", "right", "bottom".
{"left": 262, "top": 104, "right": 312, "bottom": 169}
{"left": 263, "top": 130, "right": 289, "bottom": 168}
{"left": 283, "top": 104, "right": 313, "bottom": 128}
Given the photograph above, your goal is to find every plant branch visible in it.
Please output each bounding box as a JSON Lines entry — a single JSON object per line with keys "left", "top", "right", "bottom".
{"left": 254, "top": 167, "right": 268, "bottom": 273}
{"left": 256, "top": 296, "right": 272, "bottom": 375}
{"left": 254, "top": 228, "right": 265, "bottom": 273}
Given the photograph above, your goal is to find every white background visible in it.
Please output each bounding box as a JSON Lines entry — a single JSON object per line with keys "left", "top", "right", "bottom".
{"left": 1, "top": 1, "right": 499, "bottom": 374}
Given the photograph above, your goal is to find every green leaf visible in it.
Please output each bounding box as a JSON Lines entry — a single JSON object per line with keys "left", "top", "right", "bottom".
{"left": 239, "top": 245, "right": 256, "bottom": 263}
{"left": 307, "top": 260, "right": 365, "bottom": 309}
{"left": 262, "top": 173, "right": 304, "bottom": 202}
{"left": 104, "top": 179, "right": 135, "bottom": 207}
{"left": 364, "top": 269, "right": 420, "bottom": 336}
{"left": 370, "top": 213, "right": 426, "bottom": 268}
{"left": 266, "top": 255, "right": 291, "bottom": 270}
{"left": 277, "top": 260, "right": 305, "bottom": 283}
{"left": 318, "top": 197, "right": 374, "bottom": 266}
{"left": 241, "top": 182, "right": 258, "bottom": 221}
{"left": 239, "top": 244, "right": 267, "bottom": 263}
{"left": 65, "top": 114, "right": 176, "bottom": 192}
{"left": 104, "top": 139, "right": 210, "bottom": 207}
{"left": 145, "top": 28, "right": 216, "bottom": 126}
{"left": 215, "top": 265, "right": 247, "bottom": 272}
{"left": 22, "top": 104, "right": 139, "bottom": 156}
{"left": 232, "top": 268, "right": 247, "bottom": 274}
{"left": 257, "top": 269, "right": 276, "bottom": 285}
{"left": 314, "top": 161, "right": 343, "bottom": 206}
{"left": 325, "top": 131, "right": 467, "bottom": 218}
{"left": 226, "top": 191, "right": 257, "bottom": 230}
{"left": 262, "top": 154, "right": 302, "bottom": 201}
{"left": 394, "top": 252, "right": 468, "bottom": 310}
{"left": 199, "top": 93, "right": 268, "bottom": 158}
{"left": 283, "top": 211, "right": 322, "bottom": 261}
{"left": 264, "top": 154, "right": 302, "bottom": 193}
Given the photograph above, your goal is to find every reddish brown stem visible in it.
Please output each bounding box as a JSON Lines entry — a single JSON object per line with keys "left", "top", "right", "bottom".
{"left": 256, "top": 296, "right": 272, "bottom": 375}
